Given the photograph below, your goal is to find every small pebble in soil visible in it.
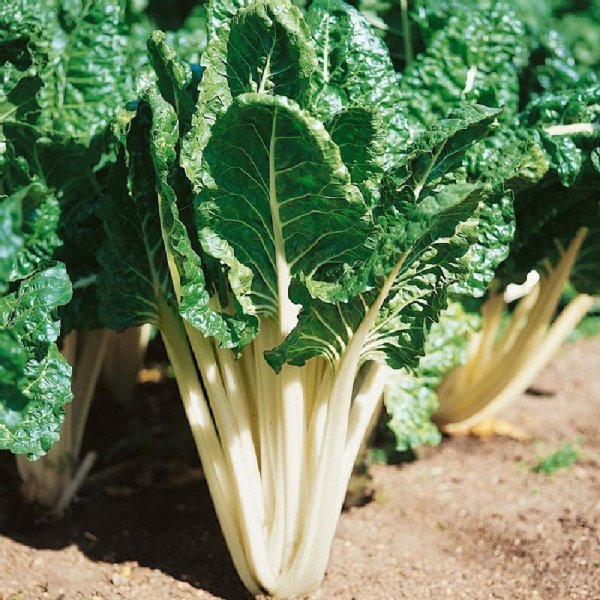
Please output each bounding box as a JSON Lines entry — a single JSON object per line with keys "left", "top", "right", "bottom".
{"left": 111, "top": 573, "right": 128, "bottom": 586}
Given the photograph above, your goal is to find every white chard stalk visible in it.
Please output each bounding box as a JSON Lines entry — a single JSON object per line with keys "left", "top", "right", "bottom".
{"left": 16, "top": 327, "right": 149, "bottom": 513}
{"left": 101, "top": 325, "right": 153, "bottom": 401}
{"left": 16, "top": 330, "right": 111, "bottom": 511}
{"left": 158, "top": 236, "right": 401, "bottom": 596}
{"left": 434, "top": 228, "right": 595, "bottom": 433}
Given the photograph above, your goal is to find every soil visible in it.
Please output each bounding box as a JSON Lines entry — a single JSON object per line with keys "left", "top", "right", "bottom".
{"left": 0, "top": 336, "right": 599, "bottom": 600}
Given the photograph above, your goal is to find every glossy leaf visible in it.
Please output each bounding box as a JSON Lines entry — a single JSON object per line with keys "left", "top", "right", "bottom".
{"left": 385, "top": 301, "right": 480, "bottom": 451}
{"left": 0, "top": 265, "right": 72, "bottom": 459}
{"left": 183, "top": 0, "right": 316, "bottom": 189}
{"left": 307, "top": 0, "right": 408, "bottom": 167}
{"left": 97, "top": 104, "right": 172, "bottom": 331}
{"left": 196, "top": 93, "right": 372, "bottom": 317}
{"left": 398, "top": 3, "right": 528, "bottom": 141}
{"left": 265, "top": 106, "right": 499, "bottom": 371}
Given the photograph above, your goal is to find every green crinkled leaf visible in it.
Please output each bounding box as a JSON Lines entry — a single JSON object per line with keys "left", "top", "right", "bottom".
{"left": 0, "top": 1, "right": 143, "bottom": 333}
{"left": 183, "top": 0, "right": 316, "bottom": 189}
{"left": 0, "top": 342, "right": 73, "bottom": 459}
{"left": 8, "top": 182, "right": 61, "bottom": 282}
{"left": 522, "top": 84, "right": 600, "bottom": 186}
{"left": 22, "top": 0, "right": 130, "bottom": 138}
{"left": 391, "top": 104, "right": 502, "bottom": 198}
{"left": 521, "top": 83, "right": 600, "bottom": 129}
{"left": 384, "top": 301, "right": 480, "bottom": 451}
{"left": 99, "top": 29, "right": 258, "bottom": 351}
{"left": 0, "top": 330, "right": 27, "bottom": 391}
{"left": 449, "top": 128, "right": 547, "bottom": 297}
{"left": 306, "top": 0, "right": 408, "bottom": 168}
{"left": 265, "top": 104, "right": 499, "bottom": 371}
{"left": 327, "top": 107, "right": 384, "bottom": 188}
{"left": 398, "top": 3, "right": 528, "bottom": 140}
{"left": 2, "top": 264, "right": 71, "bottom": 344}
{"left": 265, "top": 183, "right": 480, "bottom": 372}
{"left": 392, "top": 104, "right": 543, "bottom": 300}
{"left": 143, "top": 82, "right": 258, "bottom": 349}
{"left": 147, "top": 30, "right": 196, "bottom": 134}
{"left": 0, "top": 264, "right": 72, "bottom": 459}
{"left": 465, "top": 128, "right": 550, "bottom": 194}
{"left": 196, "top": 92, "right": 372, "bottom": 317}
{"left": 539, "top": 134, "right": 584, "bottom": 188}
{"left": 1, "top": 127, "right": 73, "bottom": 460}
{"left": 326, "top": 106, "right": 384, "bottom": 208}
{"left": 450, "top": 195, "right": 515, "bottom": 297}
{"left": 2, "top": 138, "right": 63, "bottom": 284}
{"left": 362, "top": 186, "right": 480, "bottom": 370}
{"left": 0, "top": 1, "right": 44, "bottom": 138}
{"left": 498, "top": 85, "right": 600, "bottom": 292}
{"left": 4, "top": 124, "right": 107, "bottom": 332}
{"left": 98, "top": 105, "right": 172, "bottom": 330}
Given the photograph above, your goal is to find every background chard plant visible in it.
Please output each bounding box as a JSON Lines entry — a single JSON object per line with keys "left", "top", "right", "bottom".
{"left": 0, "top": 0, "right": 203, "bottom": 511}
{"left": 0, "top": 0, "right": 136, "bottom": 510}
{"left": 378, "top": 0, "right": 599, "bottom": 448}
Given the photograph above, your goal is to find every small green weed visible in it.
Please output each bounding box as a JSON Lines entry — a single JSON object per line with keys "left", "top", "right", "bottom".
{"left": 531, "top": 441, "right": 580, "bottom": 475}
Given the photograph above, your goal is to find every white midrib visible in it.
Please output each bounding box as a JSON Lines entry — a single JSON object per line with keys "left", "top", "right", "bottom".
{"left": 259, "top": 39, "right": 276, "bottom": 94}
{"left": 269, "top": 109, "right": 299, "bottom": 336}
{"left": 322, "top": 17, "right": 330, "bottom": 82}
{"left": 413, "top": 139, "right": 446, "bottom": 200}
{"left": 544, "top": 122, "right": 600, "bottom": 136}
{"left": 268, "top": 108, "right": 305, "bottom": 578}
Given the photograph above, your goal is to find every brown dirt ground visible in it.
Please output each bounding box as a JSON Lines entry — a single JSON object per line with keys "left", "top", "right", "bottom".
{"left": 0, "top": 336, "right": 599, "bottom": 600}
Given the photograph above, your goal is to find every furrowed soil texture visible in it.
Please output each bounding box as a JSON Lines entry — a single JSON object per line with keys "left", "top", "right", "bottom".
{"left": 0, "top": 335, "right": 599, "bottom": 600}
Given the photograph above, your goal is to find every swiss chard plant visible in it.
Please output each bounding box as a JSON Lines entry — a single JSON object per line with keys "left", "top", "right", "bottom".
{"left": 434, "top": 84, "right": 600, "bottom": 435}
{"left": 0, "top": 0, "right": 200, "bottom": 511}
{"left": 379, "top": 0, "right": 599, "bottom": 444}
{"left": 94, "top": 0, "right": 521, "bottom": 595}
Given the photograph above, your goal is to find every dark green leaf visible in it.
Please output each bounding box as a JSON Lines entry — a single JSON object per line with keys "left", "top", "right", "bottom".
{"left": 307, "top": 0, "right": 408, "bottom": 167}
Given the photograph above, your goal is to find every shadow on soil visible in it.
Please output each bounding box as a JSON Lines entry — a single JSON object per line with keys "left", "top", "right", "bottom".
{"left": 0, "top": 337, "right": 251, "bottom": 600}
{"left": 0, "top": 474, "right": 250, "bottom": 599}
